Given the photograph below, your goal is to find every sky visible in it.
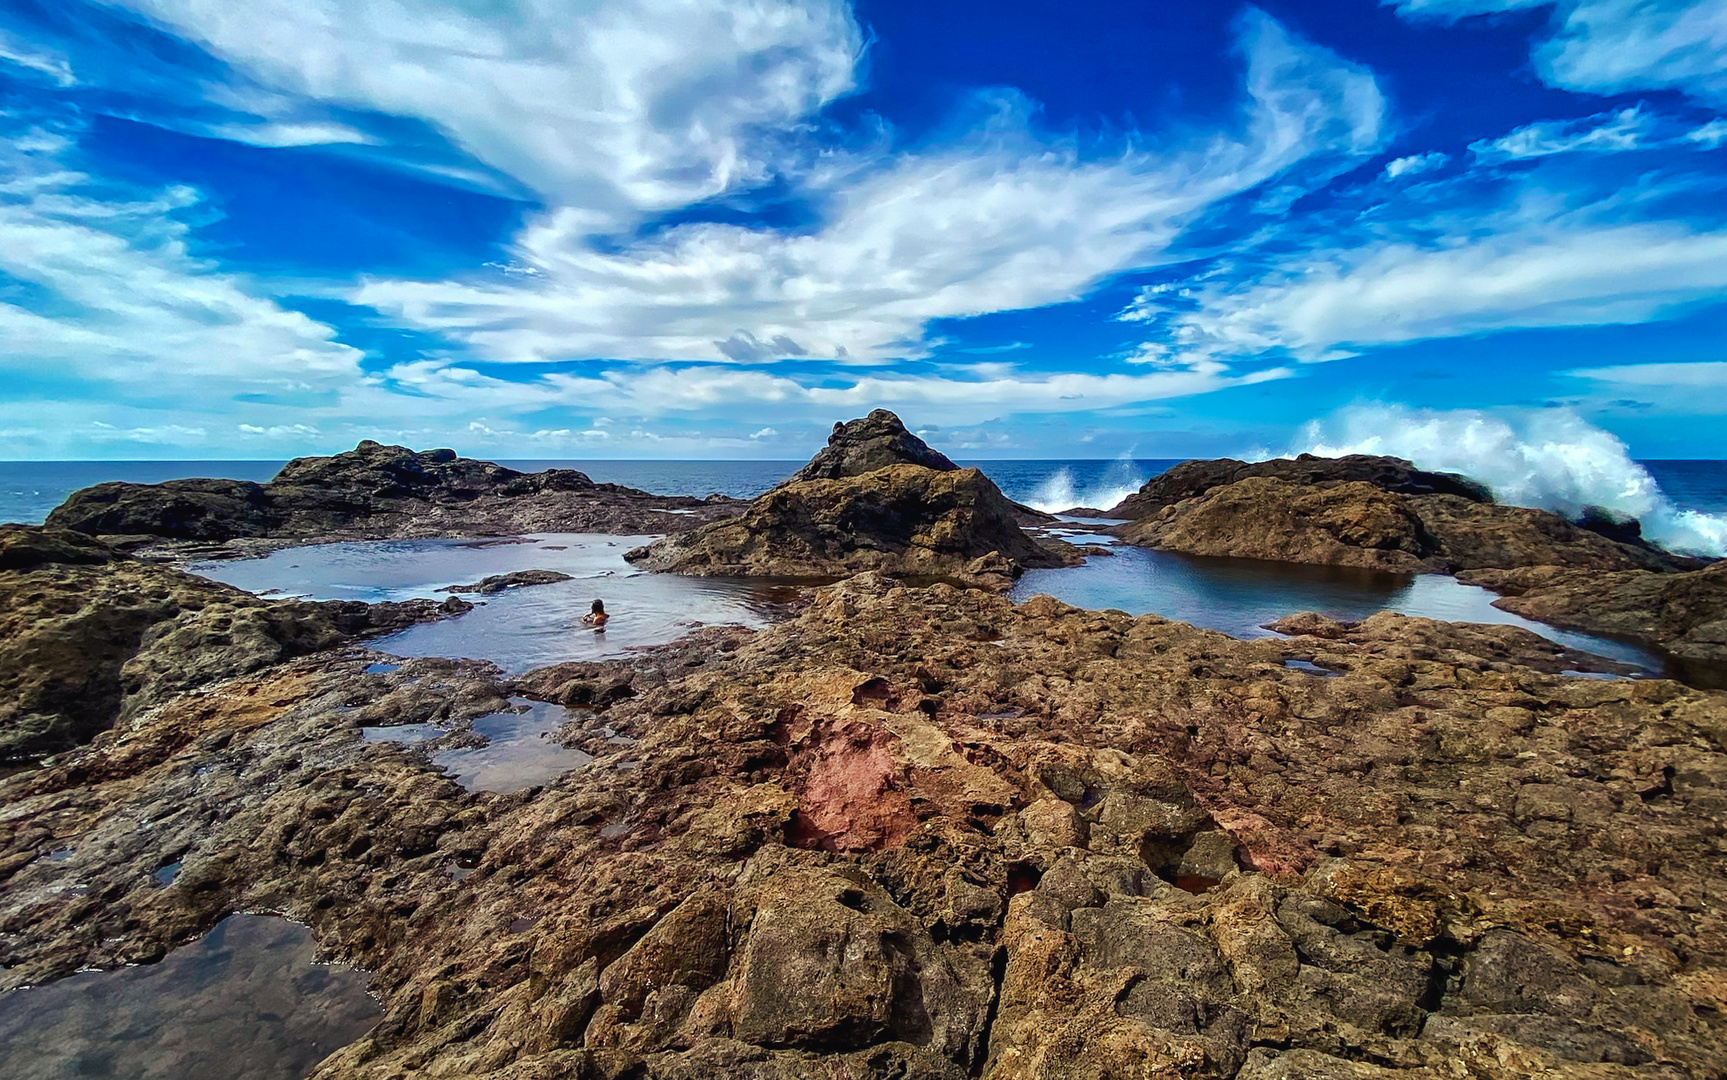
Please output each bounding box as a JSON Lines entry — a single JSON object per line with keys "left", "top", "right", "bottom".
{"left": 0, "top": 0, "right": 1725, "bottom": 461}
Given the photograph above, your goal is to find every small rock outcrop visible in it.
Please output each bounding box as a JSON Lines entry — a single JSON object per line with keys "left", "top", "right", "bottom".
{"left": 436, "top": 569, "right": 575, "bottom": 595}
{"left": 0, "top": 525, "right": 462, "bottom": 759}
{"left": 778, "top": 409, "right": 959, "bottom": 486}
{"left": 1106, "top": 453, "right": 1491, "bottom": 519}
{"left": 44, "top": 441, "right": 744, "bottom": 546}
{"left": 627, "top": 463, "right": 1074, "bottom": 582}
{"left": 1461, "top": 560, "right": 1727, "bottom": 664}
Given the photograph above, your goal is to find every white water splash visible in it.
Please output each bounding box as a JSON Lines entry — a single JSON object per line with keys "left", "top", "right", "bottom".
{"left": 1025, "top": 454, "right": 1147, "bottom": 513}
{"left": 1290, "top": 405, "right": 1727, "bottom": 558}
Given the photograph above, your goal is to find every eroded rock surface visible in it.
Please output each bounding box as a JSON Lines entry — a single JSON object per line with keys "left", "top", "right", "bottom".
{"left": 1117, "top": 475, "right": 1679, "bottom": 574}
{"left": 438, "top": 569, "right": 576, "bottom": 595}
{"left": 4, "top": 572, "right": 1725, "bottom": 1078}
{"left": 44, "top": 440, "right": 744, "bottom": 548}
{"left": 0, "top": 525, "right": 464, "bottom": 759}
{"left": 779, "top": 409, "right": 960, "bottom": 486}
{"left": 1106, "top": 454, "right": 1492, "bottom": 519}
{"left": 1463, "top": 560, "right": 1727, "bottom": 663}
{"left": 627, "top": 463, "right": 1075, "bottom": 585}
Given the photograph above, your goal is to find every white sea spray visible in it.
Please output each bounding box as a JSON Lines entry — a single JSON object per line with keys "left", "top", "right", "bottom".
{"left": 1288, "top": 405, "right": 1727, "bottom": 557}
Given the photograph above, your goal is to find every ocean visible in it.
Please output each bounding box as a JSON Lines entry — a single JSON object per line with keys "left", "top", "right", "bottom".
{"left": 3, "top": 457, "right": 1725, "bottom": 531}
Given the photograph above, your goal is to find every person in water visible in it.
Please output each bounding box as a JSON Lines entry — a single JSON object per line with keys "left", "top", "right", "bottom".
{"left": 582, "top": 598, "right": 608, "bottom": 630}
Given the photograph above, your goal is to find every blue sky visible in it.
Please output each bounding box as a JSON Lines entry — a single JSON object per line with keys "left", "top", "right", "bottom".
{"left": 1, "top": 0, "right": 1725, "bottom": 461}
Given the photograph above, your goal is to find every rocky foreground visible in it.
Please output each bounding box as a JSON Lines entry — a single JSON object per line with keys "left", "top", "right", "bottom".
{"left": 1, "top": 567, "right": 1725, "bottom": 1077}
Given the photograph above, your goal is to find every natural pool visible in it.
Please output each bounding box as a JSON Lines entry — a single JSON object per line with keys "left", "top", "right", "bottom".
{"left": 192, "top": 534, "right": 799, "bottom": 674}
{"left": 1012, "top": 538, "right": 1668, "bottom": 674}
{"left": 0, "top": 915, "right": 378, "bottom": 1080}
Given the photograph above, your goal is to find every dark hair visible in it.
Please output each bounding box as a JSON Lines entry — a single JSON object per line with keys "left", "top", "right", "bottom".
{"left": 591, "top": 599, "right": 605, "bottom": 614}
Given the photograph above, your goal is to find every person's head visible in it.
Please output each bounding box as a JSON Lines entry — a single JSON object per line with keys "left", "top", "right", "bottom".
{"left": 591, "top": 598, "right": 605, "bottom": 614}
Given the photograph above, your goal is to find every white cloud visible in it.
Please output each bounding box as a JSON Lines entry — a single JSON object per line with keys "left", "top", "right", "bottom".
{"left": 1385, "top": 151, "right": 1448, "bottom": 178}
{"left": 348, "top": 10, "right": 1385, "bottom": 366}
{"left": 110, "top": 0, "right": 865, "bottom": 221}
{"left": 1568, "top": 360, "right": 1727, "bottom": 387}
{"left": 1153, "top": 172, "right": 1727, "bottom": 361}
{"left": 205, "top": 121, "right": 378, "bottom": 148}
{"left": 1689, "top": 118, "right": 1727, "bottom": 147}
{"left": 0, "top": 30, "right": 76, "bottom": 86}
{"left": 749, "top": 426, "right": 779, "bottom": 439}
{"left": 0, "top": 122, "right": 364, "bottom": 404}
{"left": 1388, "top": 0, "right": 1727, "bottom": 105}
{"left": 1471, "top": 106, "right": 1653, "bottom": 162}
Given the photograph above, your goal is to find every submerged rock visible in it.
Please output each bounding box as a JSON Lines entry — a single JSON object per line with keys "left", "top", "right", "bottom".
{"left": 437, "top": 569, "right": 576, "bottom": 595}
{"left": 44, "top": 440, "right": 744, "bottom": 547}
{"left": 4, "top": 568, "right": 1726, "bottom": 1078}
{"left": 626, "top": 464, "right": 1074, "bottom": 584}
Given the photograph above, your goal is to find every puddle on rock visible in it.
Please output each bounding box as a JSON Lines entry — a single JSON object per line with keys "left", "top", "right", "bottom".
{"left": 153, "top": 862, "right": 182, "bottom": 887}
{"left": 0, "top": 914, "right": 379, "bottom": 1080}
{"left": 1283, "top": 659, "right": 1338, "bottom": 678}
{"left": 364, "top": 662, "right": 402, "bottom": 675}
{"left": 361, "top": 723, "right": 446, "bottom": 746}
{"left": 431, "top": 699, "right": 594, "bottom": 794}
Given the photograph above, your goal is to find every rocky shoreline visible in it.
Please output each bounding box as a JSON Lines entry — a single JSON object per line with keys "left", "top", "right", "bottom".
{"left": 4, "top": 413, "right": 1726, "bottom": 1078}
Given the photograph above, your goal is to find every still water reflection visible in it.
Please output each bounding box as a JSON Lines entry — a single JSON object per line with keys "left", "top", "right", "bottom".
{"left": 1012, "top": 545, "right": 1665, "bottom": 672}
{"left": 0, "top": 915, "right": 378, "bottom": 1080}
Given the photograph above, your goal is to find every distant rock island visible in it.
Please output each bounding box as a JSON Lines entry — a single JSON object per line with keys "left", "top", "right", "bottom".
{"left": 2, "top": 410, "right": 1725, "bottom": 1079}
{"left": 45, "top": 438, "right": 745, "bottom": 549}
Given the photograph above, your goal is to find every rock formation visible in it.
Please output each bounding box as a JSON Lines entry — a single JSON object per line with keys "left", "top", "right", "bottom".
{"left": 3, "top": 572, "right": 1725, "bottom": 1077}
{"left": 0, "top": 525, "right": 464, "bottom": 759}
{"left": 438, "top": 570, "right": 576, "bottom": 595}
{"left": 1110, "top": 458, "right": 1683, "bottom": 574}
{"left": 1106, "top": 453, "right": 1493, "bottom": 518}
{"left": 778, "top": 409, "right": 960, "bottom": 485}
{"left": 628, "top": 414, "right": 1075, "bottom": 584}
{"left": 43, "top": 440, "right": 744, "bottom": 548}
{"left": 1462, "top": 560, "right": 1727, "bottom": 666}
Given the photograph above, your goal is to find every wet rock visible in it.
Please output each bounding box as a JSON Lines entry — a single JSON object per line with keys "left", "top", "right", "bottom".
{"left": 0, "top": 524, "right": 461, "bottom": 758}
{"left": 45, "top": 440, "right": 745, "bottom": 548}
{"left": 626, "top": 465, "right": 1075, "bottom": 585}
{"left": 437, "top": 569, "right": 576, "bottom": 595}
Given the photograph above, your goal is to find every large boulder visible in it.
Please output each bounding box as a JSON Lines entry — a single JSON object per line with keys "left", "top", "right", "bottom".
{"left": 1107, "top": 454, "right": 1490, "bottom": 519}
{"left": 45, "top": 441, "right": 743, "bottom": 544}
{"left": 627, "top": 465, "right": 1072, "bottom": 582}
{"left": 778, "top": 410, "right": 958, "bottom": 486}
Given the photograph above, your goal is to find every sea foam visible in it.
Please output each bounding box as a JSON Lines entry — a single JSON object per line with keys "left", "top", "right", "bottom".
{"left": 1025, "top": 454, "right": 1145, "bottom": 513}
{"left": 1289, "top": 405, "right": 1727, "bottom": 558}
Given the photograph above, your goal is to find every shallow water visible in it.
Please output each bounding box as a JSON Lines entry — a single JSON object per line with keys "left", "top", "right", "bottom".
{"left": 192, "top": 534, "right": 796, "bottom": 673}
{"left": 1012, "top": 546, "right": 1667, "bottom": 673}
{"left": 367, "top": 698, "right": 595, "bottom": 794}
{"left": 0, "top": 914, "right": 378, "bottom": 1080}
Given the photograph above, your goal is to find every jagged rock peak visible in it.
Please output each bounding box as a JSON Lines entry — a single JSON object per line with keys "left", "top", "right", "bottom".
{"left": 778, "top": 409, "right": 958, "bottom": 486}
